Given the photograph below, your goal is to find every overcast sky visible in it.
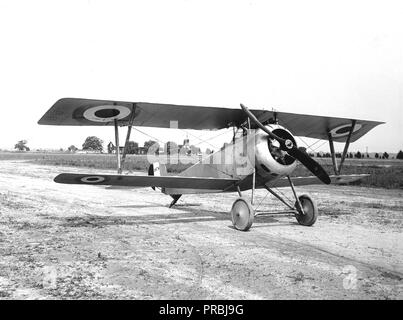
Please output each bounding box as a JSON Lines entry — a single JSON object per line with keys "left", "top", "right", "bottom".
{"left": 0, "top": 0, "right": 402, "bottom": 153}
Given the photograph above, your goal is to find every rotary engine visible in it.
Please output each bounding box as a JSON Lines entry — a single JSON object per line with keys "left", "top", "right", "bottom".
{"left": 252, "top": 125, "right": 298, "bottom": 179}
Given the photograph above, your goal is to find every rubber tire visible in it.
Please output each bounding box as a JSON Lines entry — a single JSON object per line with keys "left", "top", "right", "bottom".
{"left": 295, "top": 194, "right": 318, "bottom": 226}
{"left": 231, "top": 198, "right": 254, "bottom": 231}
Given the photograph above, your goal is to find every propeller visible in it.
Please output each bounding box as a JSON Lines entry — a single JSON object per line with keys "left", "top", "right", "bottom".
{"left": 240, "top": 104, "right": 331, "bottom": 185}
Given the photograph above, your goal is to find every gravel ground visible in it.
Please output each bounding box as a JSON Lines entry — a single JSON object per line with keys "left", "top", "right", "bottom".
{"left": 0, "top": 160, "right": 402, "bottom": 299}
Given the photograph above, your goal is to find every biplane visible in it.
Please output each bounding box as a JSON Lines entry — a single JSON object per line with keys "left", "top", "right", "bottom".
{"left": 38, "top": 98, "right": 384, "bottom": 231}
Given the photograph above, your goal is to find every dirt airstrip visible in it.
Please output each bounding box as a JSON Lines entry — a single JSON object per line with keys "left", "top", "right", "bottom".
{"left": 0, "top": 160, "right": 402, "bottom": 299}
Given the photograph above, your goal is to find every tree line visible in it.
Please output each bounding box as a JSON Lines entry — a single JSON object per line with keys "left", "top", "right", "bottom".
{"left": 313, "top": 151, "right": 393, "bottom": 159}
{"left": 12, "top": 138, "right": 403, "bottom": 160}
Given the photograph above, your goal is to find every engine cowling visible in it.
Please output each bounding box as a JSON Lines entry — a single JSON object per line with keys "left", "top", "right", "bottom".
{"left": 251, "top": 125, "right": 298, "bottom": 179}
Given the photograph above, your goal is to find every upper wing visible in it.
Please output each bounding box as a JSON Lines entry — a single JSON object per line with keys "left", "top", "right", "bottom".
{"left": 38, "top": 98, "right": 246, "bottom": 130}
{"left": 54, "top": 173, "right": 239, "bottom": 190}
{"left": 38, "top": 98, "right": 384, "bottom": 142}
{"left": 261, "top": 110, "right": 384, "bottom": 142}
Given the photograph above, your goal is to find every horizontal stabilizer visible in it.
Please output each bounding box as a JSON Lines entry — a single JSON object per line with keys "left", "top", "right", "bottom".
{"left": 268, "top": 174, "right": 370, "bottom": 188}
{"left": 54, "top": 173, "right": 238, "bottom": 190}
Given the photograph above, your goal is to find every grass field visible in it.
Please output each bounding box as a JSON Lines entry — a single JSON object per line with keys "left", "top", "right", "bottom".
{"left": 292, "top": 158, "right": 403, "bottom": 189}
{"left": 0, "top": 151, "right": 192, "bottom": 173}
{"left": 1, "top": 151, "right": 403, "bottom": 189}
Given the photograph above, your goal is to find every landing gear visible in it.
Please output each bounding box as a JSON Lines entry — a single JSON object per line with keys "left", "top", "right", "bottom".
{"left": 231, "top": 198, "right": 254, "bottom": 231}
{"left": 294, "top": 194, "right": 318, "bottom": 226}
{"left": 230, "top": 173, "right": 320, "bottom": 231}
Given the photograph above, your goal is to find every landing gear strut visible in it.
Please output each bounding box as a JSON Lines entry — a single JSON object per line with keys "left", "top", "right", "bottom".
{"left": 230, "top": 175, "right": 319, "bottom": 231}
{"left": 287, "top": 175, "right": 318, "bottom": 226}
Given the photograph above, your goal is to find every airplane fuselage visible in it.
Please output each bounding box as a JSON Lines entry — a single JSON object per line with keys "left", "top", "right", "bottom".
{"left": 163, "top": 125, "right": 298, "bottom": 195}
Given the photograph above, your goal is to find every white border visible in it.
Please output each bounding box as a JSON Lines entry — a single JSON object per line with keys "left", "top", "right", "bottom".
{"left": 80, "top": 176, "right": 106, "bottom": 183}
{"left": 329, "top": 123, "right": 362, "bottom": 138}
{"left": 83, "top": 105, "right": 132, "bottom": 122}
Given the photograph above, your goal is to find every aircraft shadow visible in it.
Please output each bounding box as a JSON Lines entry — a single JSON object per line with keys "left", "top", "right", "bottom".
{"left": 251, "top": 221, "right": 299, "bottom": 228}
{"left": 59, "top": 203, "right": 298, "bottom": 229}
{"left": 253, "top": 213, "right": 299, "bottom": 227}
{"left": 113, "top": 202, "right": 202, "bottom": 209}
{"left": 225, "top": 216, "right": 298, "bottom": 230}
{"left": 60, "top": 205, "right": 229, "bottom": 228}
{"left": 112, "top": 203, "right": 163, "bottom": 209}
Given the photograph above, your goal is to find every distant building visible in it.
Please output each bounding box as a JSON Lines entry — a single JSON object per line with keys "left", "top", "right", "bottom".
{"left": 107, "top": 141, "right": 147, "bottom": 155}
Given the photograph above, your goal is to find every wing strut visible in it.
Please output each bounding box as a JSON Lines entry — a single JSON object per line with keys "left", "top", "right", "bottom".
{"left": 119, "top": 103, "right": 137, "bottom": 174}
{"left": 327, "top": 131, "right": 339, "bottom": 175}
{"left": 338, "top": 120, "right": 356, "bottom": 174}
{"left": 114, "top": 119, "right": 121, "bottom": 174}
{"left": 327, "top": 119, "right": 356, "bottom": 175}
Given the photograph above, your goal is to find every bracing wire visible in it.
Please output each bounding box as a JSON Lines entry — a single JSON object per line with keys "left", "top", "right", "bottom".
{"left": 132, "top": 126, "right": 235, "bottom": 178}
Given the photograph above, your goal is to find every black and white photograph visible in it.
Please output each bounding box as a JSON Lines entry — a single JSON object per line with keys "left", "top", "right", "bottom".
{"left": 0, "top": 0, "right": 402, "bottom": 306}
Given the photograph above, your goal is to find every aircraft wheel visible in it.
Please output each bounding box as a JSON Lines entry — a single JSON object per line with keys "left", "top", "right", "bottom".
{"left": 231, "top": 198, "right": 254, "bottom": 231}
{"left": 295, "top": 194, "right": 318, "bottom": 226}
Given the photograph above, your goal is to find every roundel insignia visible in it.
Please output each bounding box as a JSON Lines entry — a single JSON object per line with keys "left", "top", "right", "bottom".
{"left": 80, "top": 176, "right": 106, "bottom": 183}
{"left": 329, "top": 123, "right": 362, "bottom": 138}
{"left": 83, "top": 105, "right": 132, "bottom": 123}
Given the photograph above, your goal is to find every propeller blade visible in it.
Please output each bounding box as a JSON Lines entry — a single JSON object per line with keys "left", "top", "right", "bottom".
{"left": 240, "top": 103, "right": 331, "bottom": 185}
{"left": 240, "top": 104, "right": 285, "bottom": 143}
{"left": 286, "top": 147, "right": 331, "bottom": 184}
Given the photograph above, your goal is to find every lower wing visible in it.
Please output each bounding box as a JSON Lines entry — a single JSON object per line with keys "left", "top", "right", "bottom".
{"left": 54, "top": 173, "right": 239, "bottom": 190}
{"left": 266, "top": 174, "right": 369, "bottom": 188}
{"left": 54, "top": 172, "right": 367, "bottom": 191}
